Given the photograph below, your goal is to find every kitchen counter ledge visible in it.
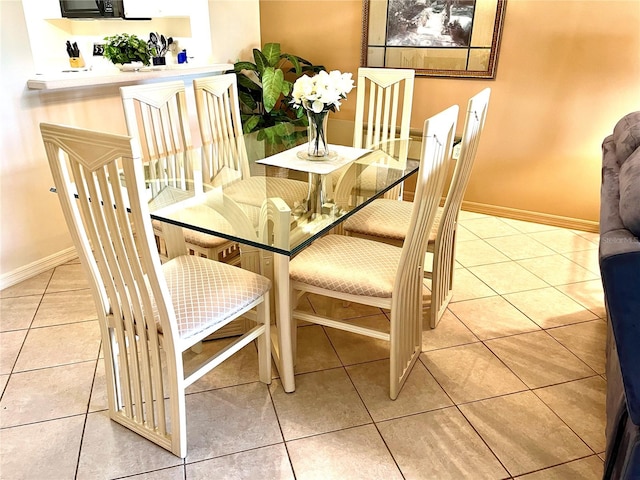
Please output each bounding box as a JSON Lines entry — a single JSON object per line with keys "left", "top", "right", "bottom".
{"left": 27, "top": 63, "right": 233, "bottom": 91}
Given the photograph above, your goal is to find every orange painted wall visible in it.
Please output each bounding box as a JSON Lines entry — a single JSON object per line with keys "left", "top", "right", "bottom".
{"left": 259, "top": 0, "right": 640, "bottom": 223}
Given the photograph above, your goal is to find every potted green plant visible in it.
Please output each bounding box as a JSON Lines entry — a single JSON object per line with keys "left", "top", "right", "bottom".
{"left": 232, "top": 43, "right": 324, "bottom": 135}
{"left": 103, "top": 33, "right": 151, "bottom": 68}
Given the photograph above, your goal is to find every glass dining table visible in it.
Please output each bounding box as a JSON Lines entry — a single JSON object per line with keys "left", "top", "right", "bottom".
{"left": 146, "top": 123, "right": 418, "bottom": 393}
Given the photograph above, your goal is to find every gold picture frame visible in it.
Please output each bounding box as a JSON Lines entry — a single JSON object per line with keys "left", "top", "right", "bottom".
{"left": 361, "top": 0, "right": 507, "bottom": 78}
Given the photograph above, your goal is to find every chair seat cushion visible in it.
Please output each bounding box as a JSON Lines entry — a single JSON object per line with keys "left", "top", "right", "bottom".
{"left": 224, "top": 176, "right": 310, "bottom": 208}
{"left": 152, "top": 220, "right": 231, "bottom": 249}
{"left": 290, "top": 234, "right": 402, "bottom": 298}
{"left": 159, "top": 255, "right": 270, "bottom": 341}
{"left": 343, "top": 199, "right": 441, "bottom": 243}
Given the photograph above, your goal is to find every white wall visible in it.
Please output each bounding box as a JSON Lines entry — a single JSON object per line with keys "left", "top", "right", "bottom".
{"left": 209, "top": 0, "right": 261, "bottom": 64}
{"left": 0, "top": 0, "right": 261, "bottom": 289}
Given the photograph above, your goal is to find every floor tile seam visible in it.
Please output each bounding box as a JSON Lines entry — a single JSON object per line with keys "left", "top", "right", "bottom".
{"left": 44, "top": 286, "right": 93, "bottom": 295}
{"left": 319, "top": 324, "right": 390, "bottom": 368}
{"left": 367, "top": 416, "right": 410, "bottom": 477}
{"left": 283, "top": 418, "right": 374, "bottom": 444}
{"left": 450, "top": 403, "right": 513, "bottom": 477}
{"left": 529, "top": 387, "right": 600, "bottom": 454}
{"left": 2, "top": 324, "right": 32, "bottom": 381}
{"left": 508, "top": 454, "right": 603, "bottom": 479}
{"left": 491, "top": 289, "right": 601, "bottom": 331}
{"left": 26, "top": 317, "right": 101, "bottom": 331}
{"left": 341, "top": 357, "right": 381, "bottom": 425}
{"left": 451, "top": 314, "right": 542, "bottom": 342}
{"left": 420, "top": 345, "right": 531, "bottom": 408}
{"left": 529, "top": 373, "right": 604, "bottom": 393}
{"left": 6, "top": 357, "right": 99, "bottom": 378}
{"left": 184, "top": 377, "right": 268, "bottom": 397}
{"left": 514, "top": 261, "right": 601, "bottom": 286}
{"left": 111, "top": 464, "right": 186, "bottom": 480}
{"left": 182, "top": 440, "right": 286, "bottom": 469}
{"left": 267, "top": 367, "right": 303, "bottom": 452}
{"left": 449, "top": 292, "right": 500, "bottom": 304}
{"left": 12, "top": 353, "right": 102, "bottom": 375}
{"left": 482, "top": 332, "right": 600, "bottom": 382}
{"left": 0, "top": 293, "right": 45, "bottom": 333}
{"left": 558, "top": 250, "right": 601, "bottom": 273}
{"left": 372, "top": 402, "right": 458, "bottom": 426}
{"left": 0, "top": 292, "right": 47, "bottom": 300}
{"left": 0, "top": 410, "right": 88, "bottom": 432}
{"left": 547, "top": 283, "right": 604, "bottom": 316}
{"left": 420, "top": 338, "right": 481, "bottom": 354}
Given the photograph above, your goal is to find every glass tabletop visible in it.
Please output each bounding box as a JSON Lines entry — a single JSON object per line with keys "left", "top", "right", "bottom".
{"left": 147, "top": 124, "right": 417, "bottom": 257}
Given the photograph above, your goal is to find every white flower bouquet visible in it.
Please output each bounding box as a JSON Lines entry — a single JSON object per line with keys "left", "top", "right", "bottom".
{"left": 290, "top": 70, "right": 354, "bottom": 158}
{"left": 290, "top": 70, "right": 355, "bottom": 113}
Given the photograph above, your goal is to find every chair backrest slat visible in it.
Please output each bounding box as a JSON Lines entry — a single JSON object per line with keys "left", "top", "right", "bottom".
{"left": 354, "top": 67, "right": 415, "bottom": 149}
{"left": 442, "top": 88, "right": 491, "bottom": 225}
{"left": 121, "top": 81, "right": 194, "bottom": 195}
{"left": 193, "top": 73, "right": 250, "bottom": 185}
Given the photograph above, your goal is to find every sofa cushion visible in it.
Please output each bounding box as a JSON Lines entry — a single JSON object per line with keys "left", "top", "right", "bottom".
{"left": 613, "top": 111, "right": 640, "bottom": 167}
{"left": 619, "top": 146, "right": 640, "bottom": 237}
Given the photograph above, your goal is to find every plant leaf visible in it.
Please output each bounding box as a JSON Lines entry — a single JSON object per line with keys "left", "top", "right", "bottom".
{"left": 262, "top": 67, "right": 284, "bottom": 113}
{"left": 238, "top": 91, "right": 257, "bottom": 111}
{"left": 243, "top": 115, "right": 261, "bottom": 133}
{"left": 234, "top": 61, "right": 257, "bottom": 72}
{"left": 262, "top": 43, "right": 282, "bottom": 67}
{"left": 281, "top": 54, "right": 301, "bottom": 74}
{"left": 282, "top": 80, "right": 293, "bottom": 96}
{"left": 253, "top": 49, "right": 269, "bottom": 74}
{"left": 237, "top": 73, "right": 261, "bottom": 91}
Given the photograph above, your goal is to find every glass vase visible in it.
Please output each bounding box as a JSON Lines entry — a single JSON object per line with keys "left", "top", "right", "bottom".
{"left": 306, "top": 109, "right": 330, "bottom": 158}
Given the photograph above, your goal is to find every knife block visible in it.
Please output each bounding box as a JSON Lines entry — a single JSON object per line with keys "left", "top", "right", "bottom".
{"left": 69, "top": 57, "right": 85, "bottom": 68}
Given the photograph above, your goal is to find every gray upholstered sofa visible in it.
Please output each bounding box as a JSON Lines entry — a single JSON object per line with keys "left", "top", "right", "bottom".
{"left": 600, "top": 111, "right": 640, "bottom": 479}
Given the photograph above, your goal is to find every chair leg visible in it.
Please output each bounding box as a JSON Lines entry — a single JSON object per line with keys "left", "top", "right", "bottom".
{"left": 169, "top": 386, "right": 187, "bottom": 458}
{"left": 256, "top": 295, "right": 272, "bottom": 384}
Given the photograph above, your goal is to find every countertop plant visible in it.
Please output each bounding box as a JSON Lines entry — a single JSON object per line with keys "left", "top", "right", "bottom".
{"left": 103, "top": 33, "right": 151, "bottom": 66}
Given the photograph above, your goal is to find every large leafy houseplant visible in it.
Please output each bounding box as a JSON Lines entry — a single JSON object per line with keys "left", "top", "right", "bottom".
{"left": 233, "top": 43, "right": 324, "bottom": 136}
{"left": 103, "top": 33, "right": 151, "bottom": 66}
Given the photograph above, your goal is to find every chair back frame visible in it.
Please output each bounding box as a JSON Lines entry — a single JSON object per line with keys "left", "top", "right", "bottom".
{"left": 352, "top": 67, "right": 415, "bottom": 200}
{"left": 389, "top": 105, "right": 458, "bottom": 395}
{"left": 41, "top": 122, "right": 183, "bottom": 454}
{"left": 429, "top": 88, "right": 491, "bottom": 328}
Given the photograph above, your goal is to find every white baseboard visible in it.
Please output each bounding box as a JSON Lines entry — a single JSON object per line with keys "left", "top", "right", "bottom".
{"left": 0, "top": 247, "right": 78, "bottom": 291}
{"left": 461, "top": 201, "right": 599, "bottom": 233}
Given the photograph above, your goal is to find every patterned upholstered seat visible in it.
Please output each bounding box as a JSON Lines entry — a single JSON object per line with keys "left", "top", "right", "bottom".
{"left": 290, "top": 235, "right": 429, "bottom": 298}
{"left": 223, "top": 176, "right": 310, "bottom": 209}
{"left": 344, "top": 199, "right": 442, "bottom": 244}
{"left": 343, "top": 89, "right": 491, "bottom": 329}
{"left": 157, "top": 255, "right": 270, "bottom": 340}
{"left": 290, "top": 106, "right": 458, "bottom": 400}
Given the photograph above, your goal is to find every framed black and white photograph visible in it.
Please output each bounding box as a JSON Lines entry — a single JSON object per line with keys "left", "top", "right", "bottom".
{"left": 362, "top": 0, "right": 507, "bottom": 78}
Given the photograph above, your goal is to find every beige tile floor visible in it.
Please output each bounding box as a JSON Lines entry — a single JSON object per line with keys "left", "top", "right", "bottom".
{"left": 0, "top": 212, "right": 607, "bottom": 479}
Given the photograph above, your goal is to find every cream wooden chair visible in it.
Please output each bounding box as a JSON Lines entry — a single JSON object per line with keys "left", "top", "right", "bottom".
{"left": 343, "top": 67, "right": 415, "bottom": 201}
{"left": 289, "top": 105, "right": 458, "bottom": 399}
{"left": 120, "top": 81, "right": 240, "bottom": 264}
{"left": 41, "top": 122, "right": 271, "bottom": 458}
{"left": 342, "top": 88, "right": 491, "bottom": 329}
{"left": 193, "top": 73, "right": 309, "bottom": 209}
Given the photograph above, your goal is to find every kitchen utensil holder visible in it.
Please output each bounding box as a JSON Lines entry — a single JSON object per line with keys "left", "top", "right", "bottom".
{"left": 69, "top": 57, "right": 85, "bottom": 68}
